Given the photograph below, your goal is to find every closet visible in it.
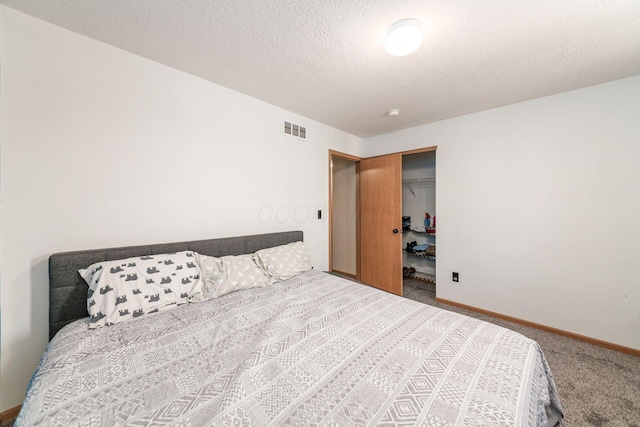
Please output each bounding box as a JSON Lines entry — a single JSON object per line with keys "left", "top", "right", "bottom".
{"left": 330, "top": 155, "right": 359, "bottom": 279}
{"left": 402, "top": 151, "right": 436, "bottom": 288}
{"left": 333, "top": 147, "right": 436, "bottom": 297}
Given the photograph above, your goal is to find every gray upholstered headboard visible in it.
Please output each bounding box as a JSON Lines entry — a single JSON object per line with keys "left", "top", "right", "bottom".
{"left": 48, "top": 230, "right": 303, "bottom": 340}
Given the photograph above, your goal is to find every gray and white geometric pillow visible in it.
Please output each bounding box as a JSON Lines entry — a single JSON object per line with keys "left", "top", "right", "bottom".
{"left": 190, "top": 253, "right": 271, "bottom": 302}
{"left": 78, "top": 251, "right": 202, "bottom": 328}
{"left": 253, "top": 241, "right": 312, "bottom": 281}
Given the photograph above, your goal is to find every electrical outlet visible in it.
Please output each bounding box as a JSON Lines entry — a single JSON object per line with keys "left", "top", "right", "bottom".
{"left": 452, "top": 272, "right": 459, "bottom": 282}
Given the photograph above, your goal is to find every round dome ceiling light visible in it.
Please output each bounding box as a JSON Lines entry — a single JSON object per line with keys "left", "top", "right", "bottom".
{"left": 385, "top": 19, "right": 423, "bottom": 56}
{"left": 388, "top": 109, "right": 400, "bottom": 117}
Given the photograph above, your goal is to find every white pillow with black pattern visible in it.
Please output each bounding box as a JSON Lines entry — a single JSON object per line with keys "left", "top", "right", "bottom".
{"left": 253, "top": 241, "right": 312, "bottom": 281}
{"left": 79, "top": 251, "right": 203, "bottom": 328}
{"left": 190, "top": 253, "right": 271, "bottom": 302}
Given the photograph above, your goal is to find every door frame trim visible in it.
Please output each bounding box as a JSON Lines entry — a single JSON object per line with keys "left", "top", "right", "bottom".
{"left": 365, "top": 145, "right": 438, "bottom": 159}
{"left": 328, "top": 150, "right": 362, "bottom": 280}
{"left": 401, "top": 145, "right": 437, "bottom": 156}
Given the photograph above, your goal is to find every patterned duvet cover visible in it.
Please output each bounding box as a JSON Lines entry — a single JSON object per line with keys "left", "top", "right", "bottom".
{"left": 17, "top": 270, "right": 562, "bottom": 426}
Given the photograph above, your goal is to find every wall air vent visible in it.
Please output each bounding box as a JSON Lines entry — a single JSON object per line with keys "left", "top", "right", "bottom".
{"left": 284, "top": 121, "right": 306, "bottom": 139}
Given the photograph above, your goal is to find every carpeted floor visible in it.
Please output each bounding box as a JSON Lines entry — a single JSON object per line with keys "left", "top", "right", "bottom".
{"left": 403, "top": 278, "right": 640, "bottom": 427}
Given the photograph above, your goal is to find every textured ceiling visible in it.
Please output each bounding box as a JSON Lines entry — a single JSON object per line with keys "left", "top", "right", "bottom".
{"left": 3, "top": 0, "right": 640, "bottom": 138}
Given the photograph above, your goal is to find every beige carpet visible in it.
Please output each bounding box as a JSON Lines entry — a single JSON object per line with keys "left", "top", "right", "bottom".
{"left": 403, "top": 278, "right": 640, "bottom": 427}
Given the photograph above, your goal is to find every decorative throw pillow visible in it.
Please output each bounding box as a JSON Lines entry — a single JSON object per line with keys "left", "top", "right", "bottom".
{"left": 253, "top": 241, "right": 312, "bottom": 281}
{"left": 78, "top": 251, "right": 202, "bottom": 328}
{"left": 190, "top": 253, "right": 271, "bottom": 302}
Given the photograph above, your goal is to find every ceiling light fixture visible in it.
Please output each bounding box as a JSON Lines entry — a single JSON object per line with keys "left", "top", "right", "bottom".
{"left": 385, "top": 19, "right": 423, "bottom": 56}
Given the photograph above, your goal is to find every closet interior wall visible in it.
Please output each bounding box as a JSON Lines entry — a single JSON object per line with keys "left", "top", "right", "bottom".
{"left": 331, "top": 156, "right": 358, "bottom": 277}
{"left": 402, "top": 151, "right": 436, "bottom": 284}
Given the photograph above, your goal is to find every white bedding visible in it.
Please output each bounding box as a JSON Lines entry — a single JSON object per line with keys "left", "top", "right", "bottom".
{"left": 17, "top": 270, "right": 562, "bottom": 426}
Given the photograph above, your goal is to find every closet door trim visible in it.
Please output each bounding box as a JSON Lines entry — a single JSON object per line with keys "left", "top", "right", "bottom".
{"left": 402, "top": 146, "right": 437, "bottom": 155}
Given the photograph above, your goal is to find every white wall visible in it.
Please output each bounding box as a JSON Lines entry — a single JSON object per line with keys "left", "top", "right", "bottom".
{"left": 331, "top": 157, "right": 357, "bottom": 275}
{"left": 366, "top": 76, "right": 640, "bottom": 351}
{"left": 0, "top": 7, "right": 363, "bottom": 410}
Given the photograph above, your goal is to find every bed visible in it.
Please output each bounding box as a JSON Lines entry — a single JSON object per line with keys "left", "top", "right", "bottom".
{"left": 17, "top": 231, "right": 563, "bottom": 426}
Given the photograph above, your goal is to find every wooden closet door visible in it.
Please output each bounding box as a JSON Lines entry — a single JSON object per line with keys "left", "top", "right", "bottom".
{"left": 359, "top": 153, "right": 403, "bottom": 295}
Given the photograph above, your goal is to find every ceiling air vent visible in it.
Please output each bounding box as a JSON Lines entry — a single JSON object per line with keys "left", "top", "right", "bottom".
{"left": 284, "top": 121, "right": 306, "bottom": 139}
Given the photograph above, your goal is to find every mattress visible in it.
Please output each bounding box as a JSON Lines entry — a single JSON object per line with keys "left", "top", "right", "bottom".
{"left": 17, "top": 270, "right": 562, "bottom": 426}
